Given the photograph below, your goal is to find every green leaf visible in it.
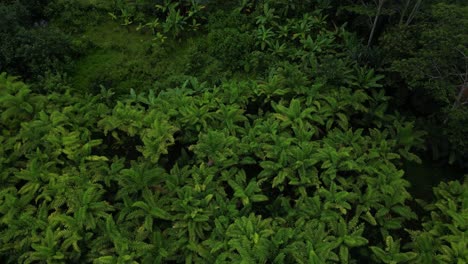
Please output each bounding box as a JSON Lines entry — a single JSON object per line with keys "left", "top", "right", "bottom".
{"left": 370, "top": 246, "right": 387, "bottom": 260}
{"left": 251, "top": 195, "right": 269, "bottom": 202}
{"left": 150, "top": 207, "right": 172, "bottom": 220}
{"left": 344, "top": 236, "right": 368, "bottom": 247}
{"left": 339, "top": 245, "right": 349, "bottom": 264}
{"left": 85, "top": 155, "right": 109, "bottom": 161}
{"left": 361, "top": 211, "right": 377, "bottom": 226}
{"left": 94, "top": 256, "right": 115, "bottom": 264}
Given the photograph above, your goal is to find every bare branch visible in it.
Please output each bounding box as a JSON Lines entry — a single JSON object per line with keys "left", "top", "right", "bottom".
{"left": 368, "top": 0, "right": 386, "bottom": 47}
{"left": 406, "top": 0, "right": 422, "bottom": 26}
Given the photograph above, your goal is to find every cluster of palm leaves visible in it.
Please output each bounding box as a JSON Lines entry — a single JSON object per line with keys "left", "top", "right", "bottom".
{"left": 1, "top": 1, "right": 467, "bottom": 263}
{"left": 110, "top": 0, "right": 206, "bottom": 39}
{"left": 1, "top": 54, "right": 465, "bottom": 263}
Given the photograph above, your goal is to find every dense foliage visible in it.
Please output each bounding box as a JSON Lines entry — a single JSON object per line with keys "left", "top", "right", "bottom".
{"left": 379, "top": 3, "right": 468, "bottom": 167}
{"left": 0, "top": 0, "right": 466, "bottom": 263}
{"left": 0, "top": 0, "right": 78, "bottom": 81}
{"left": 335, "top": 0, "right": 468, "bottom": 167}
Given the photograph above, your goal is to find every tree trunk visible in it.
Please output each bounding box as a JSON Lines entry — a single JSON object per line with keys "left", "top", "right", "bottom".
{"left": 399, "top": 0, "right": 411, "bottom": 25}
{"left": 368, "top": 0, "right": 385, "bottom": 47}
{"left": 405, "top": 0, "right": 422, "bottom": 26}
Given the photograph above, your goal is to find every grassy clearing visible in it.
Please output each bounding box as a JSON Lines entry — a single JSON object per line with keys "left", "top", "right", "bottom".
{"left": 70, "top": 20, "right": 201, "bottom": 95}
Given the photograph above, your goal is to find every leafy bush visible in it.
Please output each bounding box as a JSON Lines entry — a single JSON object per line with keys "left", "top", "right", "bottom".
{"left": 0, "top": 59, "right": 429, "bottom": 262}
{"left": 0, "top": 1, "right": 466, "bottom": 263}
{"left": 205, "top": 27, "right": 255, "bottom": 71}
{"left": 379, "top": 3, "right": 468, "bottom": 167}
{"left": 328, "top": 0, "right": 467, "bottom": 169}
{"left": 44, "top": 0, "right": 105, "bottom": 33}
{"left": 407, "top": 178, "right": 468, "bottom": 263}
{"left": 0, "top": 1, "right": 78, "bottom": 81}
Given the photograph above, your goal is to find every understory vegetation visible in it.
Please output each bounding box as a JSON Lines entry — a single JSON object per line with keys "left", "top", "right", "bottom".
{"left": 0, "top": 0, "right": 467, "bottom": 263}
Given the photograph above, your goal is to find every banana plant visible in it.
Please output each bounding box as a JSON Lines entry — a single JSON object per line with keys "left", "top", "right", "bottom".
{"left": 0, "top": 188, "right": 44, "bottom": 259}
{"left": 271, "top": 98, "right": 314, "bottom": 128}
{"left": 155, "top": 0, "right": 179, "bottom": 14}
{"left": 48, "top": 213, "right": 89, "bottom": 260}
{"left": 137, "top": 113, "right": 178, "bottom": 163}
{"left": 276, "top": 24, "right": 291, "bottom": 39}
{"left": 227, "top": 170, "right": 268, "bottom": 207}
{"left": 96, "top": 215, "right": 145, "bottom": 264}
{"left": 318, "top": 183, "right": 357, "bottom": 215}
{"left": 67, "top": 185, "right": 114, "bottom": 230}
{"left": 255, "top": 3, "right": 279, "bottom": 26}
{"left": 283, "top": 220, "right": 340, "bottom": 263}
{"left": 370, "top": 236, "right": 417, "bottom": 263}
{"left": 0, "top": 73, "right": 45, "bottom": 130}
{"left": 189, "top": 130, "right": 240, "bottom": 168}
{"left": 214, "top": 103, "right": 248, "bottom": 135}
{"left": 300, "top": 34, "right": 334, "bottom": 54}
{"left": 167, "top": 184, "right": 217, "bottom": 263}
{"left": 347, "top": 66, "right": 384, "bottom": 89}
{"left": 269, "top": 0, "right": 299, "bottom": 17}
{"left": 152, "top": 32, "right": 168, "bottom": 44}
{"left": 291, "top": 14, "right": 314, "bottom": 41}
{"left": 129, "top": 188, "right": 172, "bottom": 236}
{"left": 363, "top": 165, "right": 416, "bottom": 235}
{"left": 98, "top": 101, "right": 146, "bottom": 138}
{"left": 256, "top": 25, "right": 275, "bottom": 50}
{"left": 187, "top": 0, "right": 205, "bottom": 31}
{"left": 281, "top": 141, "right": 320, "bottom": 189}
{"left": 116, "top": 162, "right": 167, "bottom": 199}
{"left": 269, "top": 40, "right": 287, "bottom": 56}
{"left": 23, "top": 227, "right": 65, "bottom": 264}
{"left": 254, "top": 75, "right": 291, "bottom": 100}
{"left": 117, "top": 7, "right": 133, "bottom": 28}
{"left": 407, "top": 179, "right": 468, "bottom": 263}
{"left": 224, "top": 214, "right": 275, "bottom": 263}
{"left": 387, "top": 120, "right": 425, "bottom": 163}
{"left": 143, "top": 18, "right": 160, "bottom": 35}
{"left": 163, "top": 7, "right": 187, "bottom": 39}
{"left": 178, "top": 103, "right": 214, "bottom": 133}
{"left": 15, "top": 157, "right": 50, "bottom": 198}
{"left": 328, "top": 217, "right": 369, "bottom": 263}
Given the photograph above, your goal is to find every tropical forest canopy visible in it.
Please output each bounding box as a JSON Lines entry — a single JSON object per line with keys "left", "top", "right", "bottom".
{"left": 0, "top": 0, "right": 467, "bottom": 263}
